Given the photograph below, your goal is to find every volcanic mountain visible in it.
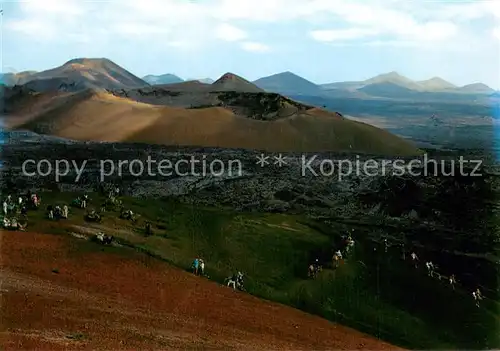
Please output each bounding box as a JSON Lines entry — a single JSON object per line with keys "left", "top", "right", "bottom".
{"left": 417, "top": 77, "right": 456, "bottom": 91}
{"left": 253, "top": 71, "right": 321, "bottom": 95}
{"left": 457, "top": 83, "right": 495, "bottom": 94}
{"left": 10, "top": 58, "right": 149, "bottom": 92}
{"left": 3, "top": 87, "right": 420, "bottom": 156}
{"left": 210, "top": 73, "right": 264, "bottom": 93}
{"left": 362, "top": 72, "right": 423, "bottom": 90}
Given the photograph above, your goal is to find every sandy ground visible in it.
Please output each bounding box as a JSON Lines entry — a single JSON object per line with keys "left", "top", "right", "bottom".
{"left": 0, "top": 230, "right": 404, "bottom": 350}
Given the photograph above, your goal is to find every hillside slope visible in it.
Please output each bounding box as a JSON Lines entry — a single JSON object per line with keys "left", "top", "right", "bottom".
{"left": 1, "top": 230, "right": 403, "bottom": 350}
{"left": 4, "top": 90, "right": 421, "bottom": 155}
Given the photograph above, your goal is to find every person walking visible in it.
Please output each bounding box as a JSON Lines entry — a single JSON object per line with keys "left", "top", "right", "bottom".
{"left": 192, "top": 257, "right": 199, "bottom": 275}
{"left": 199, "top": 259, "right": 205, "bottom": 276}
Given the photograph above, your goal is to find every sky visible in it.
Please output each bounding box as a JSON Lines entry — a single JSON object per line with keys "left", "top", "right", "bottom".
{"left": 1, "top": 0, "right": 500, "bottom": 89}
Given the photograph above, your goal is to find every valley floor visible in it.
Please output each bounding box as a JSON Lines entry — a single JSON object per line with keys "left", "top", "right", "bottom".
{"left": 0, "top": 230, "right": 402, "bottom": 350}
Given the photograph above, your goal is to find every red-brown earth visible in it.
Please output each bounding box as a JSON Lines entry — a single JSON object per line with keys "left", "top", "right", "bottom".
{"left": 0, "top": 230, "right": 404, "bottom": 350}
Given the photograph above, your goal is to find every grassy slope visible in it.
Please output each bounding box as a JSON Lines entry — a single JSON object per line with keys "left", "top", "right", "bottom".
{"left": 24, "top": 191, "right": 499, "bottom": 350}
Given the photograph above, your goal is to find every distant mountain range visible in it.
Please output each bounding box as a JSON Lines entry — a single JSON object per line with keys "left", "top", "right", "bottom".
{"left": 142, "top": 74, "right": 183, "bottom": 85}
{"left": 252, "top": 71, "right": 496, "bottom": 97}
{"left": 2, "top": 60, "right": 497, "bottom": 102}
{"left": 142, "top": 74, "right": 215, "bottom": 85}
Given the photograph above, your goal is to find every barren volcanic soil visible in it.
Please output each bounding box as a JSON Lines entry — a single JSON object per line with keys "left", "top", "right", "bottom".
{"left": 0, "top": 231, "right": 403, "bottom": 350}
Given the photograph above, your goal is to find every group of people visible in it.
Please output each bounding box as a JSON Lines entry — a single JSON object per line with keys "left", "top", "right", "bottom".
{"left": 190, "top": 257, "right": 246, "bottom": 291}
{"left": 72, "top": 194, "right": 89, "bottom": 209}
{"left": 307, "top": 229, "right": 485, "bottom": 309}
{"left": 192, "top": 257, "right": 206, "bottom": 276}
{"left": 408, "top": 250, "right": 484, "bottom": 307}
{"left": 1, "top": 191, "right": 41, "bottom": 231}
{"left": 3, "top": 192, "right": 40, "bottom": 214}
{"left": 308, "top": 231, "right": 356, "bottom": 279}
{"left": 3, "top": 216, "right": 27, "bottom": 230}
{"left": 95, "top": 231, "right": 114, "bottom": 244}
{"left": 46, "top": 204, "right": 69, "bottom": 220}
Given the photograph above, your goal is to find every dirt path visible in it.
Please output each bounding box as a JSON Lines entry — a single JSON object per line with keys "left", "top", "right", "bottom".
{"left": 0, "top": 230, "right": 404, "bottom": 350}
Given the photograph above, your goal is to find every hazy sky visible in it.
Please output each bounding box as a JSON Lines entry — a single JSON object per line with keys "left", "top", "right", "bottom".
{"left": 2, "top": 0, "right": 500, "bottom": 88}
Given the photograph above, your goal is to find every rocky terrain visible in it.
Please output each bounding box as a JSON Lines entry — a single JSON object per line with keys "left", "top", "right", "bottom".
{"left": 106, "top": 88, "right": 322, "bottom": 120}
{"left": 2, "top": 141, "right": 498, "bottom": 261}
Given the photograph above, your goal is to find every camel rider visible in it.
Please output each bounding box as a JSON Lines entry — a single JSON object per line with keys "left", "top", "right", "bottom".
{"left": 473, "top": 288, "right": 483, "bottom": 307}
{"left": 47, "top": 205, "right": 54, "bottom": 219}
{"left": 122, "top": 209, "right": 133, "bottom": 219}
{"left": 411, "top": 252, "right": 419, "bottom": 267}
{"left": 449, "top": 274, "right": 456, "bottom": 289}
{"left": 235, "top": 271, "right": 244, "bottom": 288}
{"left": 10, "top": 217, "right": 18, "bottom": 229}
{"left": 425, "top": 261, "right": 435, "bottom": 276}
{"left": 31, "top": 193, "right": 39, "bottom": 207}
{"left": 88, "top": 209, "right": 100, "bottom": 221}
{"left": 54, "top": 205, "right": 62, "bottom": 218}
{"left": 475, "top": 288, "right": 483, "bottom": 299}
{"left": 344, "top": 233, "right": 354, "bottom": 254}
